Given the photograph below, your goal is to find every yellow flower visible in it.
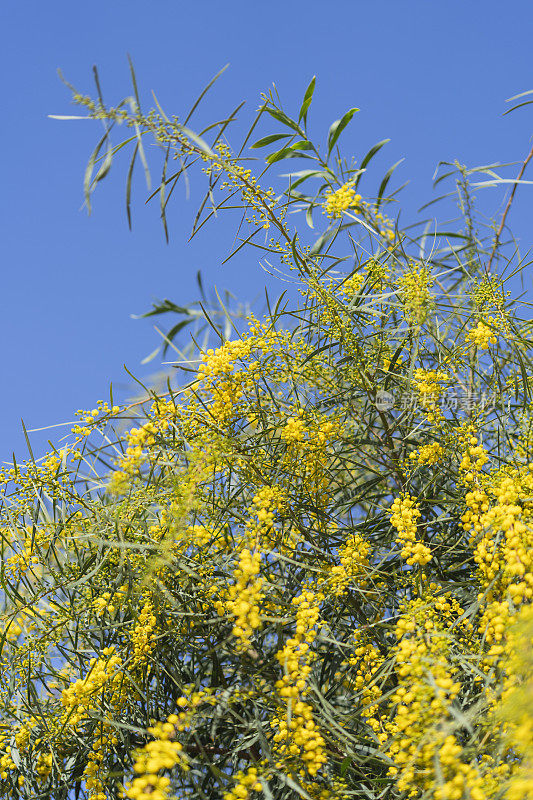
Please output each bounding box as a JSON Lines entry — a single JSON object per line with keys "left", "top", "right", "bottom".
{"left": 322, "top": 182, "right": 361, "bottom": 218}
{"left": 466, "top": 318, "right": 497, "bottom": 349}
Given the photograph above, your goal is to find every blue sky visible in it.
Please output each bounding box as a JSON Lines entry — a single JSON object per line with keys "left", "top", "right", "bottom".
{"left": 2, "top": 0, "right": 533, "bottom": 462}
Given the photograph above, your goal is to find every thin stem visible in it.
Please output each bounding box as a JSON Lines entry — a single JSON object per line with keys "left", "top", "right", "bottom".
{"left": 487, "top": 141, "right": 533, "bottom": 272}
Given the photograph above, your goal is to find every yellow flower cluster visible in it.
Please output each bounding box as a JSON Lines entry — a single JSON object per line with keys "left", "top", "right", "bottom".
{"left": 372, "top": 208, "right": 397, "bottom": 246}
{"left": 461, "top": 486, "right": 489, "bottom": 534}
{"left": 345, "top": 632, "right": 384, "bottom": 736}
{"left": 399, "top": 263, "right": 434, "bottom": 325}
{"left": 92, "top": 585, "right": 128, "bottom": 617}
{"left": 466, "top": 318, "right": 498, "bottom": 349}
{"left": 216, "top": 548, "right": 263, "bottom": 650}
{"left": 390, "top": 494, "right": 431, "bottom": 566}
{"left": 339, "top": 272, "right": 364, "bottom": 298}
{"left": 272, "top": 591, "right": 327, "bottom": 777}
{"left": 459, "top": 433, "right": 488, "bottom": 483}
{"left": 14, "top": 724, "right": 31, "bottom": 753}
{"left": 131, "top": 596, "right": 158, "bottom": 665}
{"left": 281, "top": 415, "right": 307, "bottom": 445}
{"left": 413, "top": 367, "right": 448, "bottom": 422}
{"left": 365, "top": 257, "right": 390, "bottom": 286}
{"left": 328, "top": 532, "right": 370, "bottom": 595}
{"left": 125, "top": 715, "right": 186, "bottom": 800}
{"left": 322, "top": 182, "right": 361, "bottom": 218}
{"left": 70, "top": 401, "right": 121, "bottom": 441}
{"left": 409, "top": 441, "right": 444, "bottom": 466}
{"left": 185, "top": 523, "right": 217, "bottom": 547}
{"left": 413, "top": 368, "right": 448, "bottom": 406}
{"left": 322, "top": 184, "right": 396, "bottom": 248}
{"left": 197, "top": 338, "right": 253, "bottom": 381}
{"left": 84, "top": 725, "right": 119, "bottom": 800}
{"left": 193, "top": 320, "right": 299, "bottom": 427}
{"left": 61, "top": 647, "right": 123, "bottom": 729}
{"left": 173, "top": 687, "right": 214, "bottom": 731}
{"left": 469, "top": 275, "right": 511, "bottom": 333}
{"left": 305, "top": 271, "right": 361, "bottom": 353}
{"left": 496, "top": 604, "right": 533, "bottom": 800}
{"left": 108, "top": 421, "right": 158, "bottom": 493}
{"left": 385, "top": 594, "right": 484, "bottom": 800}
{"left": 251, "top": 485, "right": 283, "bottom": 531}
{"left": 5, "top": 525, "right": 44, "bottom": 579}
{"left": 223, "top": 766, "right": 263, "bottom": 800}
{"left": 0, "top": 606, "right": 37, "bottom": 644}
{"left": 0, "top": 738, "right": 16, "bottom": 782}
{"left": 36, "top": 751, "right": 53, "bottom": 779}
{"left": 464, "top": 467, "right": 533, "bottom": 659}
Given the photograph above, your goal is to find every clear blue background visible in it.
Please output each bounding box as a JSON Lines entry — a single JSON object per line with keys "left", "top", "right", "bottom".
{"left": 2, "top": 0, "right": 533, "bottom": 463}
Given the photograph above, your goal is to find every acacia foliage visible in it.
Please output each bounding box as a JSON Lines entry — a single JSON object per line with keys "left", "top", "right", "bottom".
{"left": 1, "top": 71, "right": 533, "bottom": 800}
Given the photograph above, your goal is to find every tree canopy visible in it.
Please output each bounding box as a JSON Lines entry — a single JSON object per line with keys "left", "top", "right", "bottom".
{"left": 1, "top": 70, "right": 533, "bottom": 800}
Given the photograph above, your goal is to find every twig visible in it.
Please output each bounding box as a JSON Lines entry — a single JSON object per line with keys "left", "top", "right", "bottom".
{"left": 487, "top": 140, "right": 533, "bottom": 272}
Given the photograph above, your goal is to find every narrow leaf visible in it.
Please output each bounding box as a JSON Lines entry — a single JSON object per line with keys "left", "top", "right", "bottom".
{"left": 125, "top": 142, "right": 139, "bottom": 229}
{"left": 298, "top": 75, "right": 316, "bottom": 124}
{"left": 377, "top": 159, "right": 404, "bottom": 208}
{"left": 309, "top": 224, "right": 340, "bottom": 255}
{"left": 355, "top": 139, "right": 390, "bottom": 188}
{"left": 327, "top": 107, "right": 358, "bottom": 155}
{"left": 184, "top": 64, "right": 229, "bottom": 125}
{"left": 162, "top": 319, "right": 193, "bottom": 355}
{"left": 136, "top": 299, "right": 193, "bottom": 319}
{"left": 127, "top": 53, "right": 142, "bottom": 112}
{"left": 83, "top": 131, "right": 110, "bottom": 213}
{"left": 48, "top": 115, "right": 92, "bottom": 120}
{"left": 133, "top": 120, "right": 151, "bottom": 190}
{"left": 265, "top": 107, "right": 302, "bottom": 134}
{"left": 266, "top": 147, "right": 313, "bottom": 165}
{"left": 251, "top": 133, "right": 293, "bottom": 149}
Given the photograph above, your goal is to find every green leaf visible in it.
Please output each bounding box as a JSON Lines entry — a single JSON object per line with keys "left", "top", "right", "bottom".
{"left": 287, "top": 189, "right": 314, "bottom": 201}
{"left": 282, "top": 169, "right": 330, "bottom": 189}
{"left": 298, "top": 75, "right": 316, "bottom": 124}
{"left": 251, "top": 133, "right": 293, "bottom": 149}
{"left": 355, "top": 138, "right": 390, "bottom": 188}
{"left": 377, "top": 158, "right": 404, "bottom": 208}
{"left": 94, "top": 140, "right": 113, "bottom": 183}
{"left": 291, "top": 140, "right": 313, "bottom": 151}
{"left": 504, "top": 89, "right": 533, "bottom": 115}
{"left": 162, "top": 319, "right": 193, "bottom": 355}
{"left": 160, "top": 146, "right": 170, "bottom": 243}
{"left": 418, "top": 192, "right": 458, "bottom": 213}
{"left": 266, "top": 146, "right": 313, "bottom": 165}
{"left": 309, "top": 224, "right": 340, "bottom": 255}
{"left": 340, "top": 756, "right": 352, "bottom": 777}
{"left": 184, "top": 63, "right": 229, "bottom": 125}
{"left": 504, "top": 99, "right": 533, "bottom": 115}
{"left": 265, "top": 106, "right": 302, "bottom": 134}
{"left": 127, "top": 54, "right": 142, "bottom": 112}
{"left": 327, "top": 107, "right": 358, "bottom": 156}
{"left": 125, "top": 142, "right": 138, "bottom": 229}
{"left": 83, "top": 131, "right": 112, "bottom": 213}
{"left": 137, "top": 299, "right": 193, "bottom": 319}
{"left": 132, "top": 119, "right": 151, "bottom": 191}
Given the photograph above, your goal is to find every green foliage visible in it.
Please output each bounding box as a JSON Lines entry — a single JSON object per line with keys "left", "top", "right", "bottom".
{"left": 1, "top": 66, "right": 533, "bottom": 800}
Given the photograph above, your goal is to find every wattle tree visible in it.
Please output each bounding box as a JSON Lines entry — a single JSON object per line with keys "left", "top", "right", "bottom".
{"left": 1, "top": 69, "right": 533, "bottom": 800}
